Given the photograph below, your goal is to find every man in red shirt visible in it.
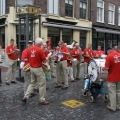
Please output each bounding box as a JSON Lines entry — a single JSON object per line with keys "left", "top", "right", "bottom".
{"left": 83, "top": 44, "right": 93, "bottom": 79}
{"left": 55, "top": 40, "right": 69, "bottom": 89}
{"left": 102, "top": 47, "right": 120, "bottom": 111}
{"left": 22, "top": 38, "right": 49, "bottom": 105}
{"left": 94, "top": 45, "right": 105, "bottom": 58}
{"left": 21, "top": 41, "right": 34, "bottom": 96}
{"left": 114, "top": 45, "right": 120, "bottom": 53}
{"left": 6, "top": 39, "right": 19, "bottom": 85}
{"left": 71, "top": 43, "right": 83, "bottom": 81}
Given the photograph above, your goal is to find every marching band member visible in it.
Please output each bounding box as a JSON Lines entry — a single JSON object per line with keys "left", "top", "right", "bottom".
{"left": 22, "top": 38, "right": 49, "bottom": 105}
{"left": 71, "top": 43, "right": 83, "bottom": 81}
{"left": 55, "top": 40, "right": 69, "bottom": 89}
{"left": 66, "top": 46, "right": 74, "bottom": 82}
{"left": 6, "top": 39, "right": 19, "bottom": 85}
{"left": 46, "top": 40, "right": 56, "bottom": 78}
{"left": 21, "top": 41, "right": 35, "bottom": 97}
{"left": 83, "top": 44, "right": 93, "bottom": 79}
{"left": 94, "top": 45, "right": 105, "bottom": 58}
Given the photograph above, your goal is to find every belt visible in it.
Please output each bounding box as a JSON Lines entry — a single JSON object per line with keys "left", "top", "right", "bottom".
{"left": 31, "top": 66, "right": 42, "bottom": 68}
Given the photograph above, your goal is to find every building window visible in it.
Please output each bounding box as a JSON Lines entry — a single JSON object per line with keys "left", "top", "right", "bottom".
{"left": 80, "top": 0, "right": 87, "bottom": 19}
{"left": 0, "top": 0, "right": 6, "bottom": 15}
{"left": 80, "top": 31, "right": 86, "bottom": 50}
{"left": 118, "top": 7, "right": 120, "bottom": 26}
{"left": 48, "top": 0, "right": 59, "bottom": 15}
{"left": 108, "top": 3, "right": 115, "bottom": 24}
{"left": 97, "top": 0, "right": 104, "bottom": 22}
{"left": 65, "top": 0, "right": 73, "bottom": 17}
{"left": 17, "top": 0, "right": 33, "bottom": 6}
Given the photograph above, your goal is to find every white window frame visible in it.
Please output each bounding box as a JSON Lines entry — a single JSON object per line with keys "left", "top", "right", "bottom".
{"left": 0, "top": 0, "right": 6, "bottom": 16}
{"left": 48, "top": 0, "right": 59, "bottom": 15}
{"left": 108, "top": 3, "right": 115, "bottom": 25}
{"left": 118, "top": 7, "right": 120, "bottom": 26}
{"left": 97, "top": 0, "right": 104, "bottom": 23}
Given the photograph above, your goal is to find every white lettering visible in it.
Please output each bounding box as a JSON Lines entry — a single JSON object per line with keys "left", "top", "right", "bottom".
{"left": 114, "top": 55, "right": 120, "bottom": 63}
{"left": 31, "top": 50, "right": 36, "bottom": 57}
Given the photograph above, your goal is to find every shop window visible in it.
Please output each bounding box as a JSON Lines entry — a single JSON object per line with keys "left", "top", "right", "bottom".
{"left": 48, "top": 27, "right": 60, "bottom": 49}
{"left": 65, "top": 0, "right": 74, "bottom": 17}
{"left": 108, "top": 3, "right": 115, "bottom": 24}
{"left": 80, "top": 31, "right": 86, "bottom": 50}
{"left": 48, "top": 0, "right": 59, "bottom": 15}
{"left": 105, "top": 34, "right": 112, "bottom": 49}
{"left": 80, "top": 0, "right": 87, "bottom": 19}
{"left": 62, "top": 29, "right": 73, "bottom": 45}
{"left": 98, "top": 33, "right": 105, "bottom": 50}
{"left": 97, "top": 0, "right": 104, "bottom": 22}
{"left": 112, "top": 34, "right": 118, "bottom": 47}
{"left": 0, "top": 27, "right": 5, "bottom": 49}
{"left": 0, "top": 0, "right": 6, "bottom": 15}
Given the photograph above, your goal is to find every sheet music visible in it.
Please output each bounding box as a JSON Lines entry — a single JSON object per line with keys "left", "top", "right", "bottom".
{"left": 57, "top": 52, "right": 63, "bottom": 61}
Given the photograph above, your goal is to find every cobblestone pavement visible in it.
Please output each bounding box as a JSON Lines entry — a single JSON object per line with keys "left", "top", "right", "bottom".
{"left": 0, "top": 62, "right": 120, "bottom": 120}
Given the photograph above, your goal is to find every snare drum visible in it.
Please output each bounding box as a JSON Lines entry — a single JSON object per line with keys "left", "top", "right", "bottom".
{"left": 88, "top": 59, "right": 108, "bottom": 82}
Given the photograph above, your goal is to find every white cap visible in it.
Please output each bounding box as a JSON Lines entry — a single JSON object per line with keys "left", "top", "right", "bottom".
{"left": 35, "top": 38, "right": 43, "bottom": 44}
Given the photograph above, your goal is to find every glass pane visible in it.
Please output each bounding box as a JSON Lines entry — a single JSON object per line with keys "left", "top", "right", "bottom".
{"left": 80, "top": 2, "right": 82, "bottom": 8}
{"left": 83, "top": 3, "right": 86, "bottom": 9}
{"left": 97, "top": 1, "right": 103, "bottom": 8}
{"left": 48, "top": 0, "right": 53, "bottom": 14}
{"left": 17, "top": 0, "right": 33, "bottom": 6}
{"left": 118, "top": 7, "right": 120, "bottom": 13}
{"left": 65, "top": 0, "right": 68, "bottom": 3}
{"left": 109, "top": 4, "right": 114, "bottom": 11}
{"left": 69, "top": 0, "right": 73, "bottom": 5}
{"left": 118, "top": 13, "right": 120, "bottom": 25}
{"left": 54, "top": 0, "right": 58, "bottom": 14}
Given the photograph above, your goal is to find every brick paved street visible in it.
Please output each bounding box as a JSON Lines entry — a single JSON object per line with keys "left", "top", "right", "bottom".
{"left": 0, "top": 61, "right": 120, "bottom": 120}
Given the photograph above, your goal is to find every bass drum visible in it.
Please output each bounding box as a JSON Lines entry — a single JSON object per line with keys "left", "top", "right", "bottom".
{"left": 88, "top": 59, "right": 108, "bottom": 82}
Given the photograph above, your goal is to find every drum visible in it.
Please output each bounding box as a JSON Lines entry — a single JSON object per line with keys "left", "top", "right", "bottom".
{"left": 88, "top": 59, "right": 108, "bottom": 82}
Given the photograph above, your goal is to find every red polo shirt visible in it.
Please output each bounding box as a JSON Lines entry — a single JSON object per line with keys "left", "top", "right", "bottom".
{"left": 105, "top": 51, "right": 120, "bottom": 82}
{"left": 44, "top": 49, "right": 49, "bottom": 57}
{"left": 94, "top": 50, "right": 105, "bottom": 57}
{"left": 83, "top": 48, "right": 93, "bottom": 63}
{"left": 56, "top": 46, "right": 69, "bottom": 61}
{"left": 71, "top": 48, "right": 82, "bottom": 60}
{"left": 28, "top": 45, "right": 46, "bottom": 68}
{"left": 6, "top": 45, "right": 18, "bottom": 60}
{"left": 21, "top": 48, "right": 29, "bottom": 67}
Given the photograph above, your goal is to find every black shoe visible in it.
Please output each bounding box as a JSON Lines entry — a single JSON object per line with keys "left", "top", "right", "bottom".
{"left": 34, "top": 89, "right": 39, "bottom": 92}
{"left": 22, "top": 97, "right": 27, "bottom": 103}
{"left": 11, "top": 81, "right": 17, "bottom": 84}
{"left": 55, "top": 85, "right": 61, "bottom": 88}
{"left": 62, "top": 87, "right": 68, "bottom": 90}
{"left": 6, "top": 82, "right": 10, "bottom": 85}
{"left": 30, "top": 93, "right": 36, "bottom": 98}
{"left": 46, "top": 87, "right": 49, "bottom": 90}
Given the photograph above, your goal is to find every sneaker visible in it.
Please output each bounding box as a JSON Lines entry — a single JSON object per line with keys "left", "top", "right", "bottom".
{"left": 11, "top": 81, "right": 17, "bottom": 84}
{"left": 6, "top": 82, "right": 10, "bottom": 85}
{"left": 39, "top": 101, "right": 49, "bottom": 105}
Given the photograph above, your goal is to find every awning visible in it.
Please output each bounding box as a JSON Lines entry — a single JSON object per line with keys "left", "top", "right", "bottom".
{"left": 93, "top": 27, "right": 120, "bottom": 34}
{"left": 9, "top": 21, "right": 38, "bottom": 25}
{"left": 0, "top": 24, "right": 7, "bottom": 27}
{"left": 42, "top": 22, "right": 91, "bottom": 31}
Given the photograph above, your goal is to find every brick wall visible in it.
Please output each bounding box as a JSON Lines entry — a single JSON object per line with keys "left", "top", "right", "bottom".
{"left": 6, "top": 0, "right": 15, "bottom": 14}
{"left": 92, "top": 0, "right": 120, "bottom": 29}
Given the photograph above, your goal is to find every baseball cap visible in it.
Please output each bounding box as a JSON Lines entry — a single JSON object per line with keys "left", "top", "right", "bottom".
{"left": 28, "top": 40, "right": 33, "bottom": 44}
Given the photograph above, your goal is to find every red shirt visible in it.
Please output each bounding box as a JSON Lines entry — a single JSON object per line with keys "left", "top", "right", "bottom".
{"left": 28, "top": 45, "right": 46, "bottom": 68}
{"left": 21, "top": 48, "right": 29, "bottom": 67}
{"left": 56, "top": 46, "right": 69, "bottom": 61}
{"left": 94, "top": 50, "right": 105, "bottom": 58}
{"left": 6, "top": 45, "right": 18, "bottom": 60}
{"left": 71, "top": 48, "right": 82, "bottom": 60}
{"left": 44, "top": 49, "right": 49, "bottom": 57}
{"left": 83, "top": 48, "right": 93, "bottom": 63}
{"left": 105, "top": 51, "right": 120, "bottom": 82}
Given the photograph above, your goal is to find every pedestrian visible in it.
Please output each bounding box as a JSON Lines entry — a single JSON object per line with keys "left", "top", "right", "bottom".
{"left": 6, "top": 39, "right": 19, "bottom": 85}
{"left": 83, "top": 44, "right": 93, "bottom": 79}
{"left": 22, "top": 38, "right": 49, "bottom": 105}
{"left": 21, "top": 41, "right": 35, "bottom": 97}
{"left": 71, "top": 43, "right": 83, "bottom": 81}
{"left": 55, "top": 40, "right": 69, "bottom": 89}
{"left": 102, "top": 47, "right": 120, "bottom": 111}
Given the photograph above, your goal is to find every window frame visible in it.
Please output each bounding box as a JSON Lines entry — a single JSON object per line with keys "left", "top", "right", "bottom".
{"left": 0, "top": 0, "right": 6, "bottom": 15}
{"left": 108, "top": 3, "right": 115, "bottom": 25}
{"left": 118, "top": 7, "right": 120, "bottom": 26}
{"left": 97, "top": 0, "right": 104, "bottom": 23}
{"left": 65, "top": 0, "right": 74, "bottom": 17}
{"left": 80, "top": 0, "right": 87, "bottom": 19}
{"left": 48, "top": 0, "right": 59, "bottom": 15}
